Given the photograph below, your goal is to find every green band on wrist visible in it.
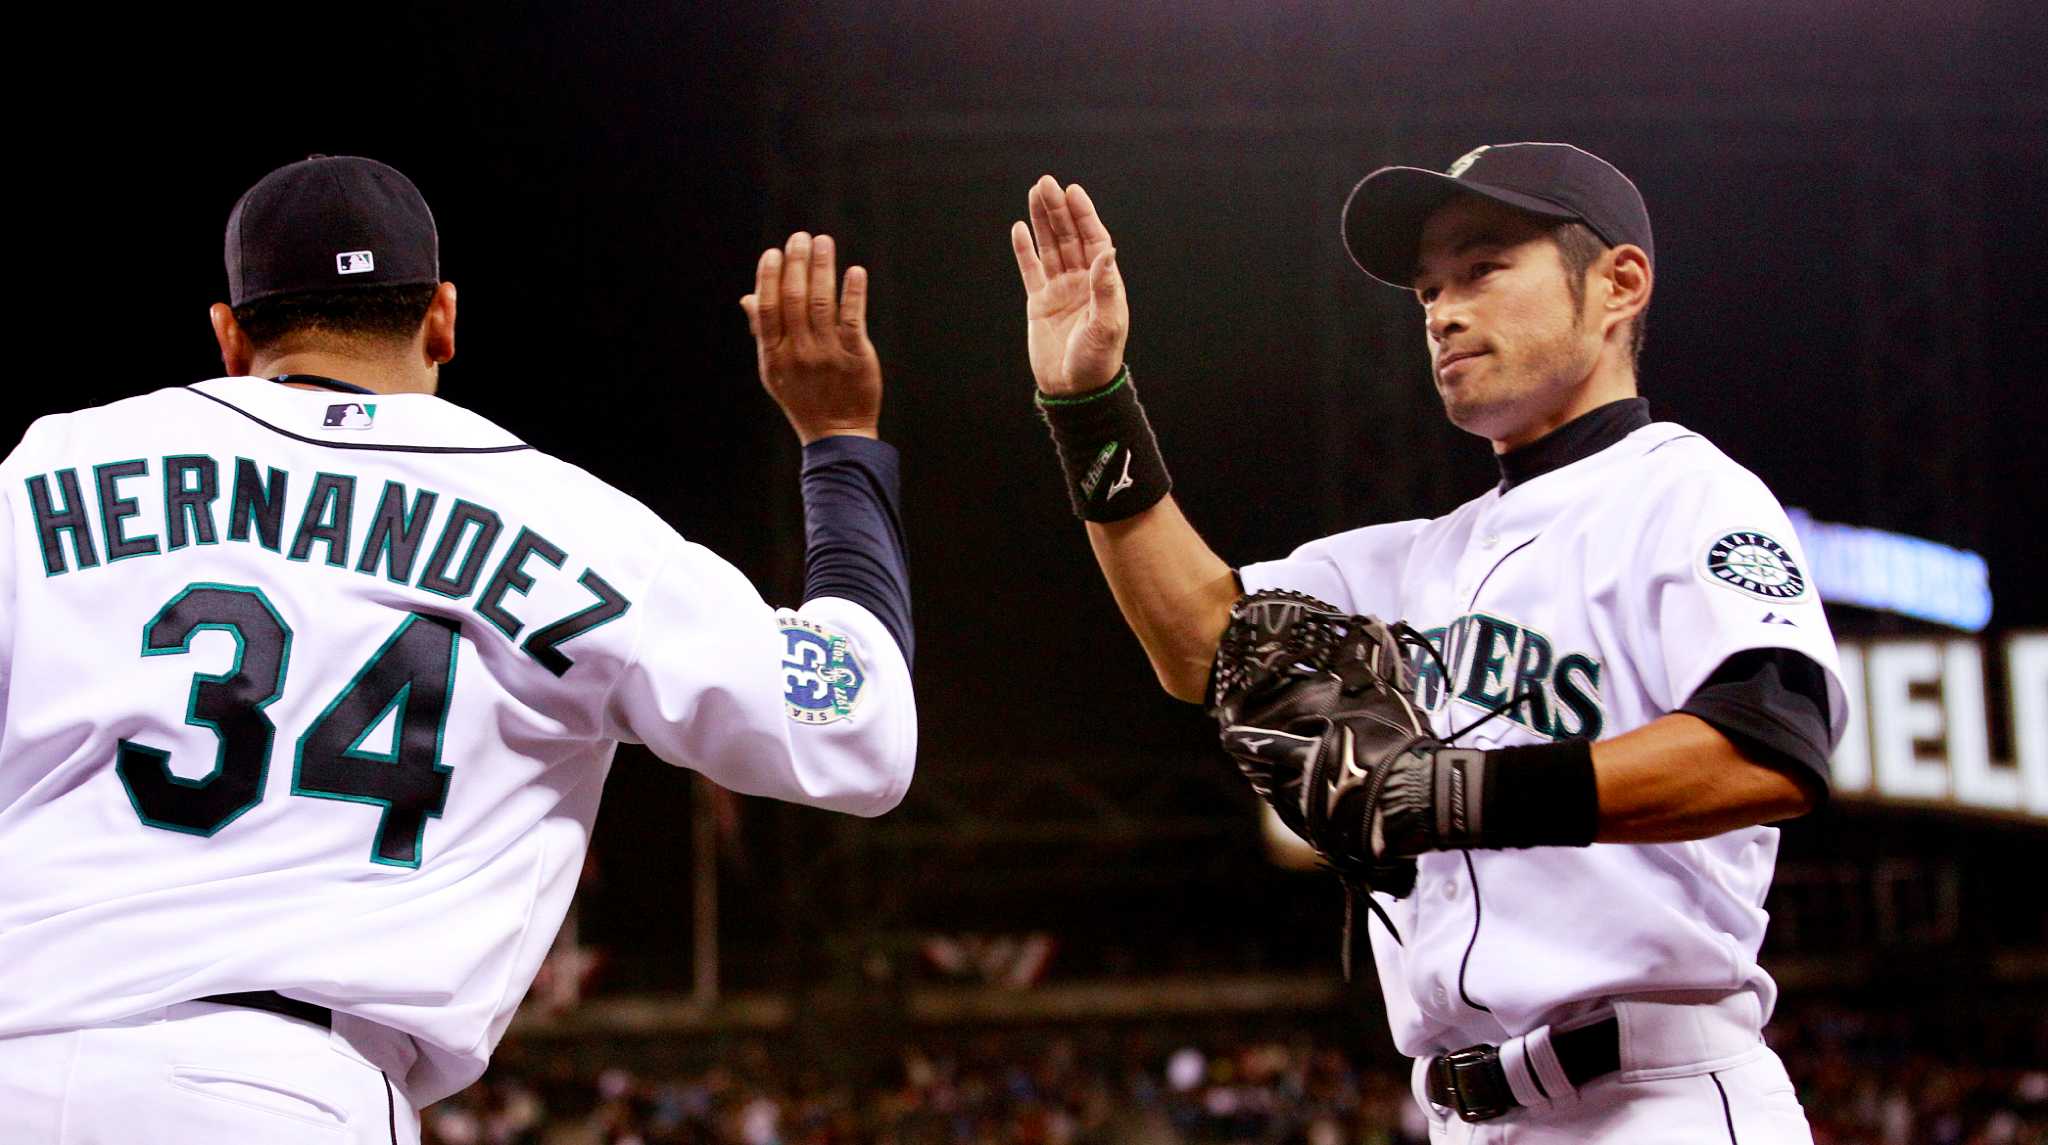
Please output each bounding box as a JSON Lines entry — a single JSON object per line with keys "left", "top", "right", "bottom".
{"left": 1033, "top": 365, "right": 1131, "bottom": 408}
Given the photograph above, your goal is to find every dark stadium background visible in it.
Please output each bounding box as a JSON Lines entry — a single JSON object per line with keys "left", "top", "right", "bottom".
{"left": 14, "top": 3, "right": 2047, "bottom": 1139}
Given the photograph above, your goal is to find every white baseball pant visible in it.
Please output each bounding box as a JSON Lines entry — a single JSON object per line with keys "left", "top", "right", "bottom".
{"left": 0, "top": 1001, "right": 421, "bottom": 1144}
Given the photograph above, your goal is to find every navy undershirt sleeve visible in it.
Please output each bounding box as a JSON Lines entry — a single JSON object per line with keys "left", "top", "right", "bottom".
{"left": 800, "top": 435, "right": 912, "bottom": 666}
{"left": 1678, "top": 648, "right": 1833, "bottom": 800}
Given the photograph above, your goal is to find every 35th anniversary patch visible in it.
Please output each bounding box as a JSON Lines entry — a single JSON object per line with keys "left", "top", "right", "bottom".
{"left": 780, "top": 618, "right": 867, "bottom": 724}
{"left": 1702, "top": 531, "right": 1808, "bottom": 600}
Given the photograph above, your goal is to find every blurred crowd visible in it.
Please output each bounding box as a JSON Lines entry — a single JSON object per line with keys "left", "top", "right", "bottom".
{"left": 425, "top": 1029, "right": 1421, "bottom": 1145}
{"left": 1771, "top": 1005, "right": 2047, "bottom": 1145}
{"left": 423, "top": 1006, "right": 2046, "bottom": 1145}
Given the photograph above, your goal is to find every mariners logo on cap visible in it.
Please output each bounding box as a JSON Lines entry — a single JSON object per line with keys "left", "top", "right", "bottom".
{"left": 323, "top": 402, "right": 377, "bottom": 430}
{"left": 1702, "top": 531, "right": 1808, "bottom": 600}
{"left": 1446, "top": 146, "right": 1491, "bottom": 178}
{"left": 781, "top": 617, "right": 867, "bottom": 724}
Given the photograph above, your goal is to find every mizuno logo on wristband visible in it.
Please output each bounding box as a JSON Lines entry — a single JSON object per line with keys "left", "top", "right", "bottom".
{"left": 1105, "top": 452, "right": 1136, "bottom": 500}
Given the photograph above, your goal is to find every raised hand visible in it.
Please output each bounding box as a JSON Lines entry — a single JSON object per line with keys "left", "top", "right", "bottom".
{"left": 740, "top": 232, "right": 883, "bottom": 445}
{"left": 1011, "top": 176, "right": 1129, "bottom": 397}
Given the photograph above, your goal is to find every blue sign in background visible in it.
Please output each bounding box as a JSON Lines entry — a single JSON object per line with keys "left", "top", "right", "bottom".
{"left": 1788, "top": 510, "right": 1994, "bottom": 633}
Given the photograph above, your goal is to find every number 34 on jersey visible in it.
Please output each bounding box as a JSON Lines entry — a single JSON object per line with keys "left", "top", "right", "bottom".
{"left": 116, "top": 581, "right": 459, "bottom": 869}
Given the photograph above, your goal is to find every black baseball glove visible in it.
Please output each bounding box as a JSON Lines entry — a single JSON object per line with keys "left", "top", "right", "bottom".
{"left": 1209, "top": 590, "right": 1458, "bottom": 903}
{"left": 1210, "top": 591, "right": 1603, "bottom": 970}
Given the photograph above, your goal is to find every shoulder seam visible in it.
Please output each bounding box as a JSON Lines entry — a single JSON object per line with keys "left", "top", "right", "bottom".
{"left": 1643, "top": 431, "right": 1703, "bottom": 456}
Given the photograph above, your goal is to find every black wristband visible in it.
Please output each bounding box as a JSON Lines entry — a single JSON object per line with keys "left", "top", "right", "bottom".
{"left": 1476, "top": 740, "right": 1600, "bottom": 849}
{"left": 1378, "top": 739, "right": 1599, "bottom": 856}
{"left": 1035, "top": 365, "right": 1172, "bottom": 522}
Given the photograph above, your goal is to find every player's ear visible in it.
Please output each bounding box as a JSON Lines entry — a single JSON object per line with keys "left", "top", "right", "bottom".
{"left": 209, "top": 303, "right": 254, "bottom": 377}
{"left": 1602, "top": 245, "right": 1652, "bottom": 337}
{"left": 423, "top": 281, "right": 457, "bottom": 366}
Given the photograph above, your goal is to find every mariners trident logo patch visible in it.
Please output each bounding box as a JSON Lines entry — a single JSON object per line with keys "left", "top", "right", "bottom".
{"left": 780, "top": 618, "right": 867, "bottom": 724}
{"left": 1447, "top": 146, "right": 1491, "bottom": 178}
{"left": 1702, "top": 531, "right": 1808, "bottom": 600}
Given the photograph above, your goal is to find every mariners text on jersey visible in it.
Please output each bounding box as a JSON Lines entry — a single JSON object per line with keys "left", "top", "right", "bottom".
{"left": 1410, "top": 613, "right": 1604, "bottom": 740}
{"left": 21, "top": 454, "right": 627, "bottom": 677}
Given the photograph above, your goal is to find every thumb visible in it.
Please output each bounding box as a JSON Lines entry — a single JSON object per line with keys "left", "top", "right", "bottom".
{"left": 740, "top": 294, "right": 761, "bottom": 338}
{"left": 1087, "top": 247, "right": 1121, "bottom": 309}
{"left": 1083, "top": 249, "right": 1126, "bottom": 348}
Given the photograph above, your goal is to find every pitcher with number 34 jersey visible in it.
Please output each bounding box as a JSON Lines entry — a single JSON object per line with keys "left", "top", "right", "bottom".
{"left": 0, "top": 156, "right": 915, "bottom": 1144}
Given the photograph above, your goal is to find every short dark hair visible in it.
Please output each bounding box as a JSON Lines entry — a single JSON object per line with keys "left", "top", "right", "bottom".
{"left": 232, "top": 283, "right": 437, "bottom": 351}
{"left": 1551, "top": 222, "right": 1646, "bottom": 368}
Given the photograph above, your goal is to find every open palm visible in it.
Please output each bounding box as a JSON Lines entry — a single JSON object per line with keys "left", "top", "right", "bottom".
{"left": 740, "top": 232, "right": 883, "bottom": 445}
{"left": 1011, "top": 176, "right": 1128, "bottom": 397}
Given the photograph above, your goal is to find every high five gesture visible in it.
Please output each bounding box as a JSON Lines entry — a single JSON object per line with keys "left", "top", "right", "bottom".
{"left": 742, "top": 231, "right": 884, "bottom": 445}
{"left": 1011, "top": 176, "right": 1128, "bottom": 397}
{"left": 1010, "top": 175, "right": 1237, "bottom": 702}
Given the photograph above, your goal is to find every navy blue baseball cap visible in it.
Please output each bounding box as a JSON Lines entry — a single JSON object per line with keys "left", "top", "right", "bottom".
{"left": 1341, "top": 142, "right": 1653, "bottom": 288}
{"left": 225, "top": 155, "right": 440, "bottom": 307}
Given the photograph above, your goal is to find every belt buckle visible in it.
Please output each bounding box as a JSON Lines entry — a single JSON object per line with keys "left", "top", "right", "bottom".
{"left": 1433, "top": 1044, "right": 1514, "bottom": 1123}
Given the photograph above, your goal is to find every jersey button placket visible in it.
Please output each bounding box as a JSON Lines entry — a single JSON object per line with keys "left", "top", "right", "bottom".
{"left": 1456, "top": 527, "right": 1492, "bottom": 604}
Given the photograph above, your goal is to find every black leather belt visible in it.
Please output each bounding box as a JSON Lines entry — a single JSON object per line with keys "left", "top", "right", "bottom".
{"left": 1425, "top": 1016, "right": 1621, "bottom": 1123}
{"left": 197, "top": 990, "right": 333, "bottom": 1030}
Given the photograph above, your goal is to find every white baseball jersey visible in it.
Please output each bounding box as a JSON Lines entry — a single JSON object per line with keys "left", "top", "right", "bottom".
{"left": 0, "top": 378, "right": 916, "bottom": 1104}
{"left": 1241, "top": 419, "right": 1847, "bottom": 1059}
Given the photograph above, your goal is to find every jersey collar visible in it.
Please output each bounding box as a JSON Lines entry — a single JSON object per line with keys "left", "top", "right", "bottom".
{"left": 189, "top": 377, "right": 529, "bottom": 454}
{"left": 1495, "top": 398, "right": 1651, "bottom": 493}
{"left": 272, "top": 373, "right": 378, "bottom": 396}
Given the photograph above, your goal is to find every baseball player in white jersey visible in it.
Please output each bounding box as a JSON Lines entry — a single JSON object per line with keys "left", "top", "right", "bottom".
{"left": 0, "top": 156, "right": 917, "bottom": 1142}
{"left": 1015, "top": 145, "right": 1845, "bottom": 1142}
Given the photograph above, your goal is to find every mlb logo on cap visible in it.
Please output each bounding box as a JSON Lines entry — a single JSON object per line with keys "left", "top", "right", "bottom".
{"left": 324, "top": 403, "right": 376, "bottom": 430}
{"left": 226, "top": 156, "right": 439, "bottom": 306}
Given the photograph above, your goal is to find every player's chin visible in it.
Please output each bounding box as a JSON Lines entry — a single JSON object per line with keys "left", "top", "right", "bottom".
{"left": 1436, "top": 388, "right": 1507, "bottom": 438}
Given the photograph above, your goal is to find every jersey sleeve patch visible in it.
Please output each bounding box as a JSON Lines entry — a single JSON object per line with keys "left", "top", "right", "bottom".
{"left": 780, "top": 617, "right": 867, "bottom": 724}
{"left": 1700, "top": 530, "right": 1809, "bottom": 602}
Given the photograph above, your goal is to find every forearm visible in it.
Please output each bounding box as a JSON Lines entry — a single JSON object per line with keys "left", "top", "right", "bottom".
{"left": 1083, "top": 496, "right": 1238, "bottom": 703}
{"left": 1590, "top": 713, "right": 1815, "bottom": 843}
{"left": 800, "top": 435, "right": 912, "bottom": 664}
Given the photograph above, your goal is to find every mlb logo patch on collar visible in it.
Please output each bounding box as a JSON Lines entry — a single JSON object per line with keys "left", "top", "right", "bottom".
{"left": 323, "top": 402, "right": 378, "bottom": 430}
